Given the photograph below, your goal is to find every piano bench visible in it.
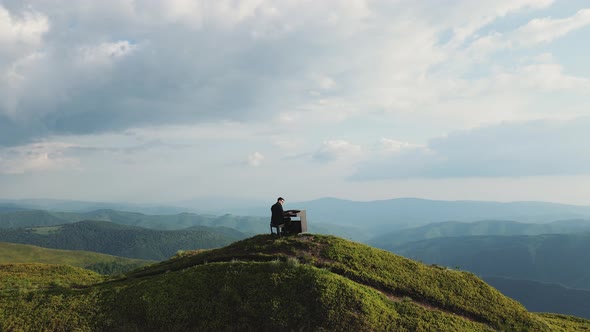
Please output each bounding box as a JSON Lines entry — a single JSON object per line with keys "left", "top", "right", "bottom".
{"left": 270, "top": 223, "right": 285, "bottom": 236}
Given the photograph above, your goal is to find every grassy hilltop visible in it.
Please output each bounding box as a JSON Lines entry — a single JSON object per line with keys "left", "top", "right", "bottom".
{"left": 1, "top": 234, "right": 589, "bottom": 331}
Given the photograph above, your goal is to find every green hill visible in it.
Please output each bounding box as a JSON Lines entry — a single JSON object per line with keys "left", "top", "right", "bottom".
{"left": 1, "top": 234, "right": 588, "bottom": 331}
{"left": 0, "top": 242, "right": 154, "bottom": 275}
{"left": 0, "top": 220, "right": 247, "bottom": 260}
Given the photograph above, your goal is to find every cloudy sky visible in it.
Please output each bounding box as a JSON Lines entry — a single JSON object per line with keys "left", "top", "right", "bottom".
{"left": 1, "top": 0, "right": 590, "bottom": 206}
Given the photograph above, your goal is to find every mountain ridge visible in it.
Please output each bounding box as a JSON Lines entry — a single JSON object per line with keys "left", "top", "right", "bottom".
{"left": 369, "top": 218, "right": 590, "bottom": 248}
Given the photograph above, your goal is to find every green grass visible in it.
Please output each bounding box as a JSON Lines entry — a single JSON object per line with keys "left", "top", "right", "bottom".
{"left": 98, "top": 261, "right": 495, "bottom": 331}
{"left": 0, "top": 263, "right": 103, "bottom": 294}
{"left": 28, "top": 226, "right": 62, "bottom": 235}
{"left": 1, "top": 234, "right": 589, "bottom": 331}
{"left": 535, "top": 313, "right": 590, "bottom": 331}
{"left": 124, "top": 234, "right": 554, "bottom": 331}
{"left": 0, "top": 242, "right": 154, "bottom": 275}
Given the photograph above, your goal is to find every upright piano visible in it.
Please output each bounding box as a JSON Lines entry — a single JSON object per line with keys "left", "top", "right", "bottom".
{"left": 285, "top": 209, "right": 307, "bottom": 234}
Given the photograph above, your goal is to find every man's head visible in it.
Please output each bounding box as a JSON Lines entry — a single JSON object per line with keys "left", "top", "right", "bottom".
{"left": 277, "top": 197, "right": 285, "bottom": 204}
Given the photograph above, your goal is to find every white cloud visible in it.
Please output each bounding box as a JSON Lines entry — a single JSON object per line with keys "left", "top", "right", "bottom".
{"left": 518, "top": 62, "right": 590, "bottom": 92}
{"left": 312, "top": 74, "right": 336, "bottom": 91}
{"left": 514, "top": 8, "right": 590, "bottom": 46}
{"left": 312, "top": 140, "right": 362, "bottom": 163}
{"left": 0, "top": 6, "right": 51, "bottom": 119}
{"left": 134, "top": 0, "right": 372, "bottom": 35}
{"left": 1, "top": 52, "right": 46, "bottom": 117}
{"left": 2, "top": 1, "right": 590, "bottom": 204}
{"left": 379, "top": 138, "right": 426, "bottom": 153}
{"left": 0, "top": 6, "right": 49, "bottom": 48}
{"left": 127, "top": 122, "right": 273, "bottom": 143}
{"left": 442, "top": 0, "right": 554, "bottom": 46}
{"left": 77, "top": 40, "right": 138, "bottom": 64}
{"left": 2, "top": 0, "right": 577, "bottom": 147}
{"left": 0, "top": 142, "right": 79, "bottom": 174}
{"left": 353, "top": 118, "right": 590, "bottom": 180}
{"left": 272, "top": 139, "right": 303, "bottom": 151}
{"left": 482, "top": 56, "right": 590, "bottom": 94}
{"left": 247, "top": 151, "right": 265, "bottom": 167}
{"left": 463, "top": 32, "right": 511, "bottom": 61}
{"left": 463, "top": 7, "right": 590, "bottom": 61}
{"left": 142, "top": 0, "right": 269, "bottom": 29}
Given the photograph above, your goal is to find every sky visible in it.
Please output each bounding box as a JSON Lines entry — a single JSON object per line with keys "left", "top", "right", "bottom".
{"left": 1, "top": 0, "right": 590, "bottom": 206}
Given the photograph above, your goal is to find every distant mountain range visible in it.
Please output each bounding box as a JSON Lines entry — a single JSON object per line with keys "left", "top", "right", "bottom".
{"left": 369, "top": 219, "right": 590, "bottom": 248}
{"left": 298, "top": 197, "right": 590, "bottom": 226}
{"left": 0, "top": 208, "right": 368, "bottom": 241}
{"left": 0, "top": 197, "right": 266, "bottom": 214}
{"left": 0, "top": 209, "right": 268, "bottom": 233}
{"left": 6, "top": 197, "right": 590, "bottom": 227}
{"left": 212, "top": 197, "right": 590, "bottom": 237}
{"left": 6, "top": 197, "right": 590, "bottom": 244}
{"left": 0, "top": 210, "right": 72, "bottom": 229}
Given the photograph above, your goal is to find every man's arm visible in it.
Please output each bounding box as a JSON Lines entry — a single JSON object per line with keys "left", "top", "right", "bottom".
{"left": 284, "top": 210, "right": 296, "bottom": 217}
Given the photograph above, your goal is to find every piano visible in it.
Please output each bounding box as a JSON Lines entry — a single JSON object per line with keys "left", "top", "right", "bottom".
{"left": 285, "top": 209, "right": 307, "bottom": 233}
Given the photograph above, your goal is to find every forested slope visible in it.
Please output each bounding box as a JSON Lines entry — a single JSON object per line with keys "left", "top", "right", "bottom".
{"left": 0, "top": 221, "right": 247, "bottom": 260}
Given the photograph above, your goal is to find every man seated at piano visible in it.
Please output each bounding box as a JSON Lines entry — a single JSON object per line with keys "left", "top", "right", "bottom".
{"left": 271, "top": 197, "right": 293, "bottom": 233}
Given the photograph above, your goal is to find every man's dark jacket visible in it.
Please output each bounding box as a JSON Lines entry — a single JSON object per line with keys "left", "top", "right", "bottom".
{"left": 271, "top": 202, "right": 285, "bottom": 225}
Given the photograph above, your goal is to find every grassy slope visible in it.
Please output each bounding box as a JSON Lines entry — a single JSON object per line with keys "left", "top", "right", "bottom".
{"left": 118, "top": 234, "right": 590, "bottom": 331}
{"left": 0, "top": 242, "right": 154, "bottom": 275}
{"left": 102, "top": 261, "right": 493, "bottom": 332}
{"left": 0, "top": 264, "right": 104, "bottom": 332}
{"left": 1, "top": 234, "right": 589, "bottom": 331}
{"left": 0, "top": 263, "right": 103, "bottom": 293}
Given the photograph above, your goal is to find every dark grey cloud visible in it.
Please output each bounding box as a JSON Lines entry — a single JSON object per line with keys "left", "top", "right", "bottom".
{"left": 0, "top": 115, "right": 42, "bottom": 146}
{"left": 0, "top": 2, "right": 346, "bottom": 147}
{"left": 4, "top": 0, "right": 485, "bottom": 148}
{"left": 1, "top": 0, "right": 584, "bottom": 152}
{"left": 352, "top": 118, "right": 590, "bottom": 179}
